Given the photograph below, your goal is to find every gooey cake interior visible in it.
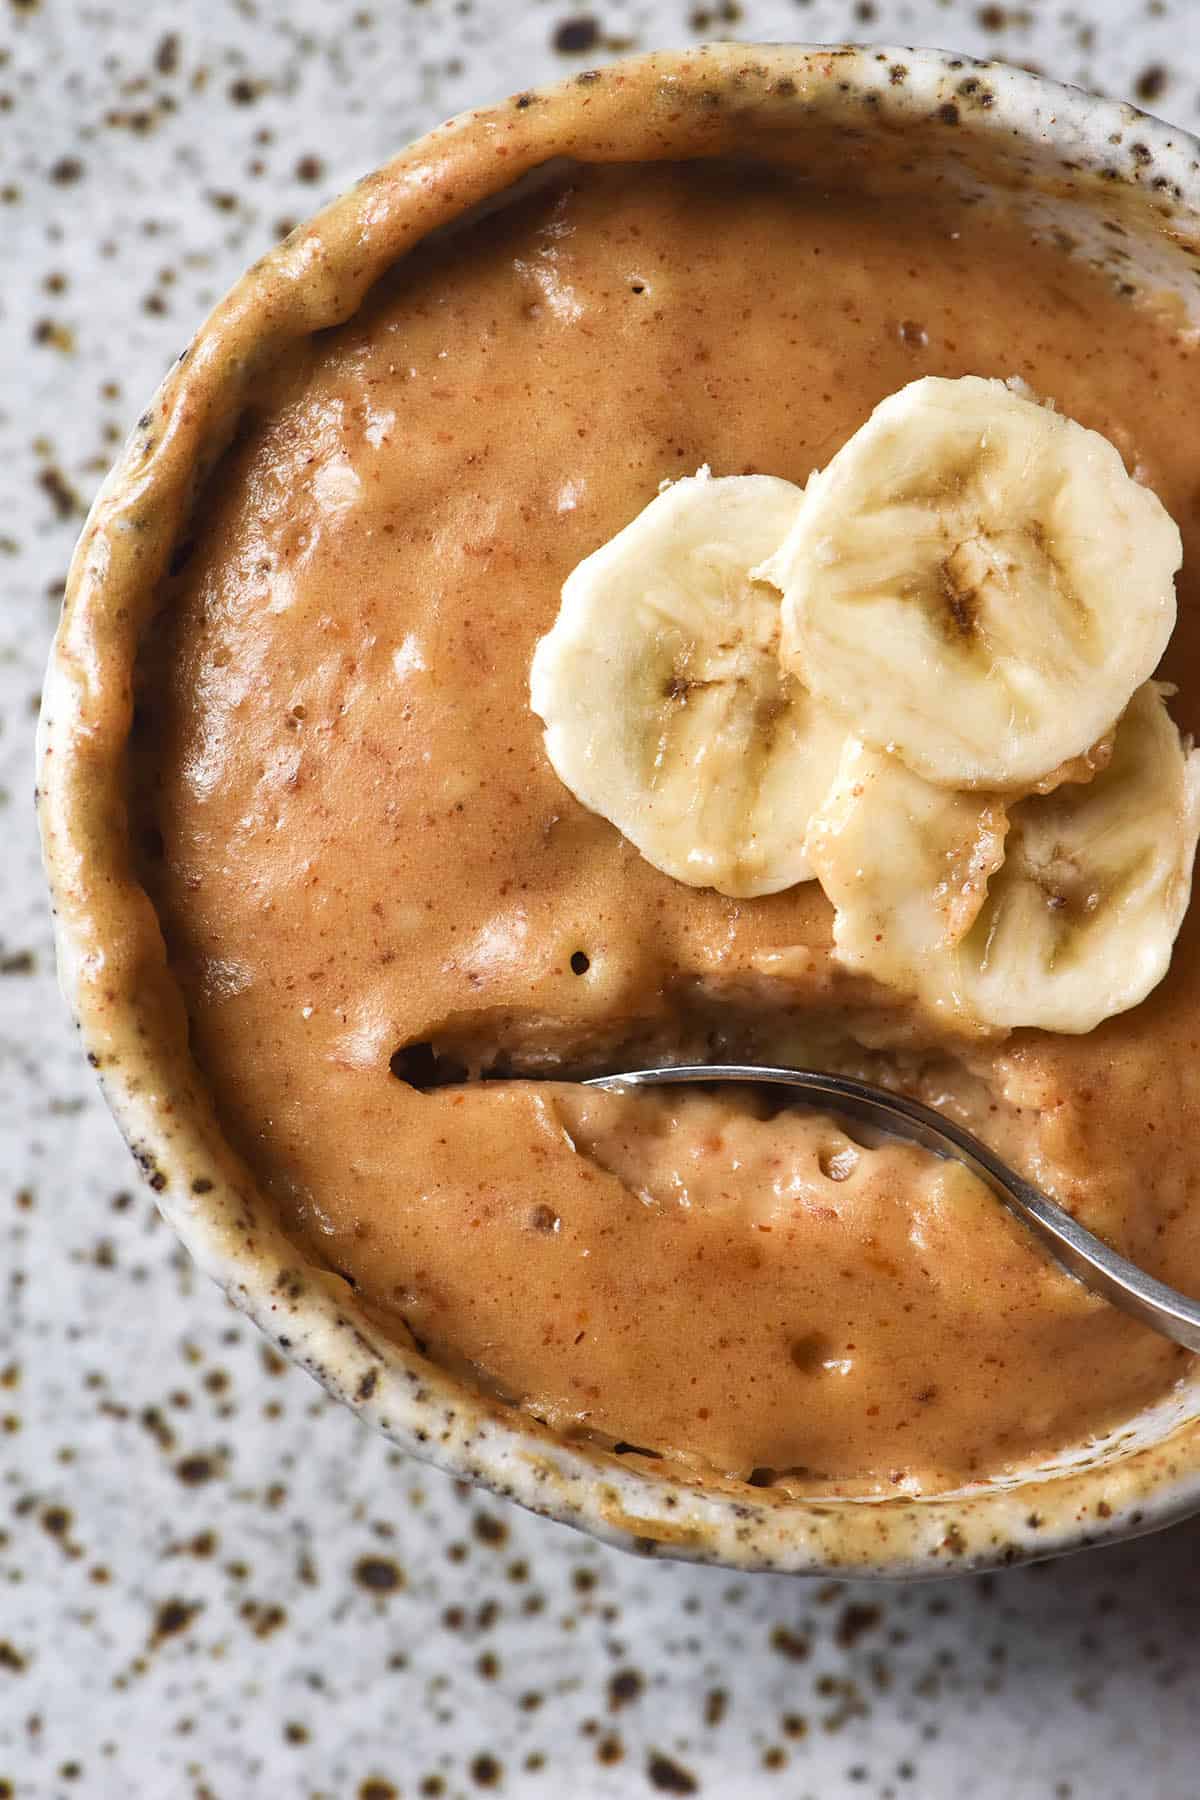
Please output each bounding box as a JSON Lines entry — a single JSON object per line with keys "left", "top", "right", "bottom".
{"left": 132, "top": 160, "right": 1200, "bottom": 1497}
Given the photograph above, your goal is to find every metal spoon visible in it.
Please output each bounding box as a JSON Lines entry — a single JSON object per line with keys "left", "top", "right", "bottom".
{"left": 585, "top": 1063, "right": 1200, "bottom": 1354}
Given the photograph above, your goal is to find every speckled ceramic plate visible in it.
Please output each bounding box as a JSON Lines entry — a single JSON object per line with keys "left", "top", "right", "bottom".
{"left": 36, "top": 42, "right": 1200, "bottom": 1576}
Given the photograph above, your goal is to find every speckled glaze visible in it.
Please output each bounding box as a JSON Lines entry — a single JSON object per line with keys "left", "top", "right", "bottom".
{"left": 36, "top": 42, "right": 1200, "bottom": 1578}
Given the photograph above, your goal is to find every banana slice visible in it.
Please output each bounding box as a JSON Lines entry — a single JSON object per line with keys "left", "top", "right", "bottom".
{"left": 956, "top": 682, "right": 1200, "bottom": 1033}
{"left": 805, "top": 739, "right": 1010, "bottom": 1027}
{"left": 530, "top": 470, "right": 845, "bottom": 898}
{"left": 811, "top": 684, "right": 1200, "bottom": 1034}
{"left": 760, "top": 375, "right": 1181, "bottom": 791}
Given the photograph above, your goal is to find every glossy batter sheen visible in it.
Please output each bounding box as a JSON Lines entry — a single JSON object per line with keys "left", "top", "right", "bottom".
{"left": 132, "top": 163, "right": 1200, "bottom": 1496}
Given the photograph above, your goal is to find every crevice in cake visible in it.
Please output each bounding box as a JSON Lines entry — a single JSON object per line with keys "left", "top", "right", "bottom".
{"left": 383, "top": 991, "right": 1000, "bottom": 1110}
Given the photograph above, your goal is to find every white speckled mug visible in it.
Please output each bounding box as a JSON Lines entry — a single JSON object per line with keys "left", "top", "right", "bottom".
{"left": 37, "top": 44, "right": 1200, "bottom": 1575}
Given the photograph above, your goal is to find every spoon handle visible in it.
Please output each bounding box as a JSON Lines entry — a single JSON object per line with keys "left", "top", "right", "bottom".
{"left": 586, "top": 1063, "right": 1200, "bottom": 1355}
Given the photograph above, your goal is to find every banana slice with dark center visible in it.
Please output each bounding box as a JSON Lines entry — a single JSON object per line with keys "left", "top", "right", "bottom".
{"left": 809, "top": 683, "right": 1200, "bottom": 1034}
{"left": 530, "top": 470, "right": 844, "bottom": 898}
{"left": 760, "top": 375, "right": 1181, "bottom": 791}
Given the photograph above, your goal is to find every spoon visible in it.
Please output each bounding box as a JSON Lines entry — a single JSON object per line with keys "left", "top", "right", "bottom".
{"left": 584, "top": 1063, "right": 1200, "bottom": 1354}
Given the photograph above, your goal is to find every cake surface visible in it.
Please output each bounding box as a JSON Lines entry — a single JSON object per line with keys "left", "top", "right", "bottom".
{"left": 129, "top": 157, "right": 1200, "bottom": 1496}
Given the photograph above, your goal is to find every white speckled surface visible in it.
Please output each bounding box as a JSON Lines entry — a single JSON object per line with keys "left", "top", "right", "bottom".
{"left": 5, "top": 2, "right": 1200, "bottom": 1796}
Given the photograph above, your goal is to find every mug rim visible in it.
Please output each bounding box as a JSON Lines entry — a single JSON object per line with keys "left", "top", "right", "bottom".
{"left": 36, "top": 40, "right": 1200, "bottom": 1576}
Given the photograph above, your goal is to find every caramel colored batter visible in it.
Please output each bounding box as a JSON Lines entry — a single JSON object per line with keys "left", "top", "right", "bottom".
{"left": 133, "top": 163, "right": 1200, "bottom": 1496}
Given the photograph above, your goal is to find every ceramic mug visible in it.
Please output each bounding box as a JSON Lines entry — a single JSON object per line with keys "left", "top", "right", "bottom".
{"left": 37, "top": 43, "right": 1200, "bottom": 1575}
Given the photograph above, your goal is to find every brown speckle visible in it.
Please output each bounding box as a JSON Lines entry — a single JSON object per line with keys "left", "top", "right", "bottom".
{"left": 469, "top": 1753, "right": 502, "bottom": 1787}
{"left": 770, "top": 1623, "right": 811, "bottom": 1661}
{"left": 608, "top": 1667, "right": 644, "bottom": 1710}
{"left": 553, "top": 15, "right": 599, "bottom": 54}
{"left": 647, "top": 1752, "right": 699, "bottom": 1794}
{"left": 150, "top": 1598, "right": 203, "bottom": 1645}
{"left": 704, "top": 1688, "right": 727, "bottom": 1727}
{"left": 175, "top": 1454, "right": 216, "bottom": 1485}
{"left": 139, "top": 1405, "right": 175, "bottom": 1452}
{"left": 239, "top": 1598, "right": 287, "bottom": 1638}
{"left": 473, "top": 1510, "right": 509, "bottom": 1547}
{"left": 1135, "top": 64, "right": 1167, "bottom": 104}
{"left": 835, "top": 1603, "right": 882, "bottom": 1649}
{"left": 32, "top": 319, "right": 75, "bottom": 353}
{"left": 40, "top": 1506, "right": 74, "bottom": 1550}
{"left": 353, "top": 1554, "right": 404, "bottom": 1594}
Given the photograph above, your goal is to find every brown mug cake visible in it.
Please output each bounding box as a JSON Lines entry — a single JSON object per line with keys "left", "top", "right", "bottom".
{"left": 37, "top": 45, "right": 1200, "bottom": 1572}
